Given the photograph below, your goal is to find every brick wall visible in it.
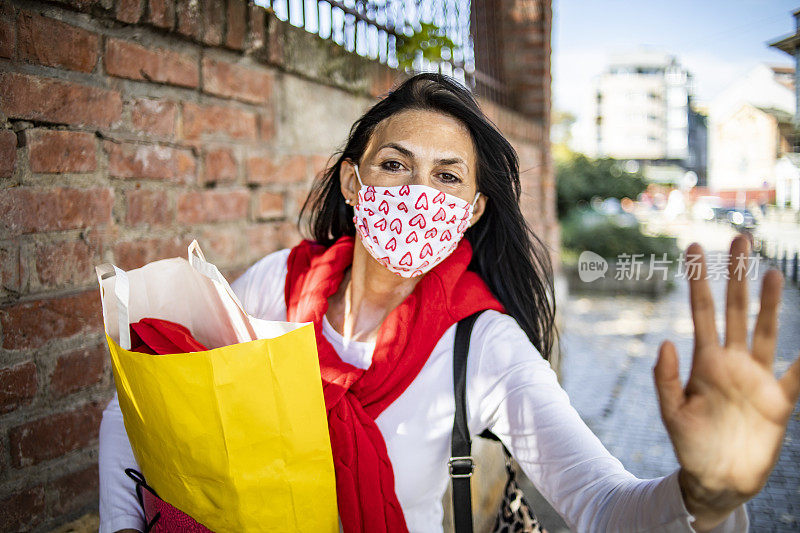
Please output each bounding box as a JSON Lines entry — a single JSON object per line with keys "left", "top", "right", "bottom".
{"left": 0, "top": 0, "right": 554, "bottom": 529}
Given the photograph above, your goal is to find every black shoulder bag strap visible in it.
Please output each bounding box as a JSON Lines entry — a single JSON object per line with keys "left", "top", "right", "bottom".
{"left": 449, "top": 309, "right": 487, "bottom": 533}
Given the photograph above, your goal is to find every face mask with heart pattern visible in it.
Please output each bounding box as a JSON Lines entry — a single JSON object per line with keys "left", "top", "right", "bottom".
{"left": 351, "top": 164, "right": 480, "bottom": 278}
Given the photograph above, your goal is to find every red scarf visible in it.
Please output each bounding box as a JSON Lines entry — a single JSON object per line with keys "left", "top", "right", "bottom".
{"left": 285, "top": 234, "right": 505, "bottom": 532}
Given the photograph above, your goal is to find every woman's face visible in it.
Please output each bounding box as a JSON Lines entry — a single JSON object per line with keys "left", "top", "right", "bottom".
{"left": 341, "top": 109, "right": 486, "bottom": 225}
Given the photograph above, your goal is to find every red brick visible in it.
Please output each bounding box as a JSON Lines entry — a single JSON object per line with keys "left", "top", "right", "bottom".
{"left": 105, "top": 38, "right": 199, "bottom": 88}
{"left": 50, "top": 343, "right": 106, "bottom": 396}
{"left": 126, "top": 189, "right": 173, "bottom": 226}
{"left": 248, "top": 2, "right": 266, "bottom": 49}
{"left": 147, "top": 0, "right": 174, "bottom": 29}
{"left": 176, "top": 0, "right": 201, "bottom": 40}
{"left": 18, "top": 12, "right": 99, "bottom": 72}
{"left": 182, "top": 102, "right": 257, "bottom": 140}
{"left": 310, "top": 153, "right": 332, "bottom": 178}
{"left": 27, "top": 129, "right": 96, "bottom": 173}
{"left": 226, "top": 0, "right": 247, "bottom": 50}
{"left": 246, "top": 222, "right": 281, "bottom": 259}
{"left": 246, "top": 154, "right": 307, "bottom": 184}
{"left": 105, "top": 141, "right": 195, "bottom": 182}
{"left": 116, "top": 0, "right": 142, "bottom": 23}
{"left": 203, "top": 148, "right": 237, "bottom": 183}
{"left": 0, "top": 291, "right": 103, "bottom": 350}
{"left": 177, "top": 190, "right": 250, "bottom": 224}
{"left": 0, "top": 3, "right": 15, "bottom": 59}
{"left": 0, "top": 242, "right": 21, "bottom": 293}
{"left": 34, "top": 238, "right": 100, "bottom": 289}
{"left": 290, "top": 187, "right": 311, "bottom": 211}
{"left": 0, "top": 362, "right": 37, "bottom": 414}
{"left": 0, "top": 187, "right": 113, "bottom": 236}
{"left": 0, "top": 129, "right": 17, "bottom": 177}
{"left": 196, "top": 226, "right": 242, "bottom": 265}
{"left": 254, "top": 191, "right": 284, "bottom": 220}
{"left": 9, "top": 403, "right": 103, "bottom": 467}
{"left": 0, "top": 486, "right": 45, "bottom": 531}
{"left": 114, "top": 236, "right": 185, "bottom": 270}
{"left": 200, "top": 0, "right": 224, "bottom": 46}
{"left": 50, "top": 464, "right": 100, "bottom": 515}
{"left": 258, "top": 111, "right": 275, "bottom": 140}
{"left": 0, "top": 73, "right": 121, "bottom": 128}
{"left": 131, "top": 99, "right": 176, "bottom": 136}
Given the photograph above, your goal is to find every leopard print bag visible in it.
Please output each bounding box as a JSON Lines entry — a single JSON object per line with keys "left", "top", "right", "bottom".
{"left": 490, "top": 450, "right": 546, "bottom": 533}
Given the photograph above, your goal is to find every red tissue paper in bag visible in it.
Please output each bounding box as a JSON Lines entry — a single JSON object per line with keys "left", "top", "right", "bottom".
{"left": 130, "top": 318, "right": 208, "bottom": 355}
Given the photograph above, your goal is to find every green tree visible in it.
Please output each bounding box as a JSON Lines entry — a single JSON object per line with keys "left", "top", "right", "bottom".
{"left": 556, "top": 154, "right": 647, "bottom": 219}
{"left": 394, "top": 22, "right": 457, "bottom": 71}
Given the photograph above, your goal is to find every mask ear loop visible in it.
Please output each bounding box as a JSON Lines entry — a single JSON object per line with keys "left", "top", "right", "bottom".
{"left": 353, "top": 163, "right": 365, "bottom": 187}
{"left": 467, "top": 191, "right": 481, "bottom": 228}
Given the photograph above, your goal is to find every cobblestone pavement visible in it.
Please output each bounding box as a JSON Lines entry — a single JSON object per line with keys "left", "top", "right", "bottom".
{"left": 559, "top": 228, "right": 800, "bottom": 531}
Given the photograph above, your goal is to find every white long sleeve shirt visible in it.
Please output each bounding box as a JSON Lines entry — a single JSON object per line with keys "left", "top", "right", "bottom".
{"left": 98, "top": 248, "right": 749, "bottom": 532}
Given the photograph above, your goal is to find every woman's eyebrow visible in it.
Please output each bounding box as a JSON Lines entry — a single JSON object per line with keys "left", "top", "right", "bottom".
{"left": 378, "top": 143, "right": 466, "bottom": 167}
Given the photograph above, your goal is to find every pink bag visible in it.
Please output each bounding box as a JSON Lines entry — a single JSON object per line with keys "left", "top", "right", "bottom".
{"left": 125, "top": 469, "right": 213, "bottom": 532}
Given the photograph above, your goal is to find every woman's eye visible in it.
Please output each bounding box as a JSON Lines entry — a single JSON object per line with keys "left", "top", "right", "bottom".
{"left": 439, "top": 172, "right": 461, "bottom": 184}
{"left": 381, "top": 161, "right": 403, "bottom": 171}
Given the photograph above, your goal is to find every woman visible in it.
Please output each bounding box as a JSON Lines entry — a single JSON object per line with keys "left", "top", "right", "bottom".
{"left": 99, "top": 73, "right": 800, "bottom": 532}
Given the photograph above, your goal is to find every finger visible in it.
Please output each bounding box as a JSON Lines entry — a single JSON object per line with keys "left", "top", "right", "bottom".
{"left": 725, "top": 236, "right": 750, "bottom": 348}
{"left": 779, "top": 353, "right": 800, "bottom": 404}
{"left": 654, "top": 340, "right": 685, "bottom": 418}
{"left": 752, "top": 269, "right": 783, "bottom": 366}
{"left": 686, "top": 243, "right": 719, "bottom": 349}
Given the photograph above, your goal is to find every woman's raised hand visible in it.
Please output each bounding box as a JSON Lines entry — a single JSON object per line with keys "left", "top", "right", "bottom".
{"left": 653, "top": 235, "right": 800, "bottom": 532}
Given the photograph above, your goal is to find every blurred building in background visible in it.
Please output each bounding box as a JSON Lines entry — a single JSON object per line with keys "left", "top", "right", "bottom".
{"left": 769, "top": 8, "right": 800, "bottom": 212}
{"left": 708, "top": 64, "right": 796, "bottom": 208}
{"left": 584, "top": 49, "right": 706, "bottom": 186}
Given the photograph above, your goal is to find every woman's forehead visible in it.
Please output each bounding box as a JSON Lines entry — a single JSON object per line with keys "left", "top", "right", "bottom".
{"left": 366, "top": 109, "right": 476, "bottom": 165}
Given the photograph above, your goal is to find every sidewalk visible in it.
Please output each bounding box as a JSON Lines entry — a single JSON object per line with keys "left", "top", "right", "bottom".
{"left": 557, "top": 220, "right": 800, "bottom": 530}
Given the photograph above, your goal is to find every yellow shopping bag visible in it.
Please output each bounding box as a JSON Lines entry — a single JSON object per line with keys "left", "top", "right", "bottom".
{"left": 97, "top": 241, "right": 338, "bottom": 532}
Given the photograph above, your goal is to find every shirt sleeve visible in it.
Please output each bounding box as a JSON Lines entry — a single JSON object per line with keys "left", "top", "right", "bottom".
{"left": 466, "top": 311, "right": 749, "bottom": 533}
{"left": 98, "top": 392, "right": 145, "bottom": 533}
{"left": 230, "top": 248, "right": 291, "bottom": 320}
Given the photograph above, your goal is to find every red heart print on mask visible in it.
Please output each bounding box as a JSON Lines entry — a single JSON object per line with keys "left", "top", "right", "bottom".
{"left": 366, "top": 208, "right": 375, "bottom": 216}
{"left": 425, "top": 227, "right": 437, "bottom": 239}
{"left": 448, "top": 202, "right": 456, "bottom": 209}
{"left": 432, "top": 208, "right": 446, "bottom": 222}
{"left": 440, "top": 229, "right": 452, "bottom": 241}
{"left": 400, "top": 185, "right": 410, "bottom": 196}
{"left": 360, "top": 221, "right": 370, "bottom": 236}
{"left": 409, "top": 213, "right": 426, "bottom": 228}
{"left": 372, "top": 235, "right": 379, "bottom": 243}
{"left": 406, "top": 231, "right": 418, "bottom": 244}
{"left": 383, "top": 189, "right": 395, "bottom": 197}
{"left": 433, "top": 191, "right": 446, "bottom": 204}
{"left": 386, "top": 237, "right": 397, "bottom": 251}
{"left": 379, "top": 200, "right": 389, "bottom": 214}
{"left": 420, "top": 260, "right": 430, "bottom": 268}
{"left": 374, "top": 218, "right": 387, "bottom": 230}
{"left": 365, "top": 187, "right": 376, "bottom": 201}
{"left": 400, "top": 252, "right": 413, "bottom": 266}
{"left": 420, "top": 242, "right": 433, "bottom": 259}
{"left": 379, "top": 256, "right": 390, "bottom": 266}
{"left": 411, "top": 269, "right": 423, "bottom": 277}
{"left": 398, "top": 202, "right": 408, "bottom": 213}
{"left": 390, "top": 218, "right": 402, "bottom": 234}
{"left": 448, "top": 215, "right": 457, "bottom": 224}
{"left": 415, "top": 192, "right": 428, "bottom": 210}
{"left": 457, "top": 220, "right": 468, "bottom": 233}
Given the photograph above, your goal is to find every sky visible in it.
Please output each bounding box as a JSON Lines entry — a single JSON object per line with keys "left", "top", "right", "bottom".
{"left": 553, "top": 0, "right": 798, "bottom": 122}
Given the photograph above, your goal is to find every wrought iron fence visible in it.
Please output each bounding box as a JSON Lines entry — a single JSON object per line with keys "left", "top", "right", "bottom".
{"left": 255, "top": 0, "right": 479, "bottom": 94}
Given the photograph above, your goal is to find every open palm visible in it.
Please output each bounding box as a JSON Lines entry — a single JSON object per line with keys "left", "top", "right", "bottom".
{"left": 653, "top": 236, "right": 800, "bottom": 528}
